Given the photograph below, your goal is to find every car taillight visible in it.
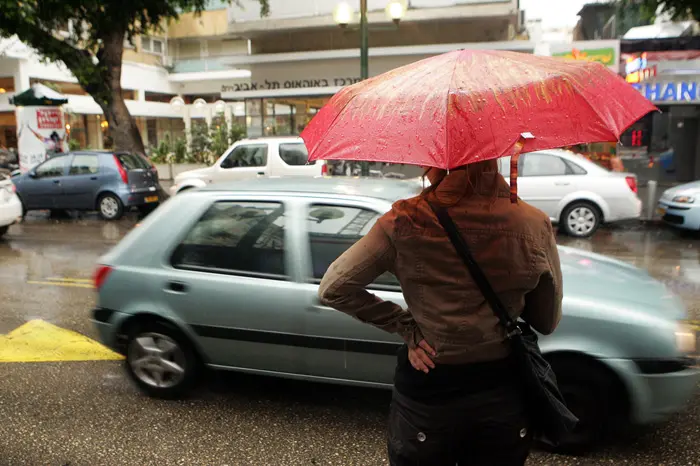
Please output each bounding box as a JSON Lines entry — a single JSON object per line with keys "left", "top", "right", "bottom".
{"left": 321, "top": 162, "right": 329, "bottom": 176}
{"left": 113, "top": 155, "right": 128, "bottom": 184}
{"left": 625, "top": 176, "right": 638, "bottom": 194}
{"left": 11, "top": 183, "right": 16, "bottom": 193}
{"left": 93, "top": 265, "right": 113, "bottom": 290}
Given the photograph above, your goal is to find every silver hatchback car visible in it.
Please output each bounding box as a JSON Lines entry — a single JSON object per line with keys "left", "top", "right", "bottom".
{"left": 92, "top": 178, "right": 699, "bottom": 450}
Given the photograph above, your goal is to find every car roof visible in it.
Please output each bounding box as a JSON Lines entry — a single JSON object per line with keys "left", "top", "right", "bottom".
{"left": 535, "top": 149, "right": 609, "bottom": 173}
{"left": 202, "top": 177, "right": 422, "bottom": 202}
{"left": 237, "top": 136, "right": 303, "bottom": 143}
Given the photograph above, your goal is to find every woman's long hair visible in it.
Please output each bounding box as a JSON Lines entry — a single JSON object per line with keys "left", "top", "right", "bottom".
{"left": 420, "top": 159, "right": 500, "bottom": 199}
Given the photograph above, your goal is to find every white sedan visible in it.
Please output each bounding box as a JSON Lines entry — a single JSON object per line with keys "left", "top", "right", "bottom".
{"left": 415, "top": 150, "right": 641, "bottom": 238}
{"left": 0, "top": 173, "right": 22, "bottom": 238}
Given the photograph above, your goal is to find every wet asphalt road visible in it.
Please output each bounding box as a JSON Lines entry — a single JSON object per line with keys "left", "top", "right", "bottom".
{"left": 0, "top": 211, "right": 699, "bottom": 466}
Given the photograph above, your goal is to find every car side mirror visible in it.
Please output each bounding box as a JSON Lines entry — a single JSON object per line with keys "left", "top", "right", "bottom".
{"left": 28, "top": 170, "right": 37, "bottom": 178}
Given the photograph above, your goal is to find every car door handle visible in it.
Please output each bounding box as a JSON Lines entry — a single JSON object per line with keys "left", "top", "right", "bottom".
{"left": 165, "top": 281, "right": 188, "bottom": 294}
{"left": 554, "top": 182, "right": 570, "bottom": 186}
{"left": 257, "top": 171, "right": 266, "bottom": 176}
{"left": 90, "top": 176, "right": 98, "bottom": 180}
{"left": 53, "top": 180, "right": 60, "bottom": 184}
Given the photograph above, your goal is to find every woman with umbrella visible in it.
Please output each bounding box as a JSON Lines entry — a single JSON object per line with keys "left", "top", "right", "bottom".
{"left": 304, "top": 50, "right": 654, "bottom": 465}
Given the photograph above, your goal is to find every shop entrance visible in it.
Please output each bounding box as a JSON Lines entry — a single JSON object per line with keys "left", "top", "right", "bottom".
{"left": 667, "top": 106, "right": 700, "bottom": 182}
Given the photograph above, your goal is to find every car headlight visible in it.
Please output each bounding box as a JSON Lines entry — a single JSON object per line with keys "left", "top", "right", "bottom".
{"left": 676, "top": 323, "right": 697, "bottom": 354}
{"left": 672, "top": 195, "right": 695, "bottom": 203}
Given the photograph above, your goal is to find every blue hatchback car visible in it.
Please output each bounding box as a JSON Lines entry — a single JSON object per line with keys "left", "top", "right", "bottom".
{"left": 13, "top": 151, "right": 160, "bottom": 220}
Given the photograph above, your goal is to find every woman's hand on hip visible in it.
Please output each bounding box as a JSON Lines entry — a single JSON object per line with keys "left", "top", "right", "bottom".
{"left": 408, "top": 340, "right": 436, "bottom": 373}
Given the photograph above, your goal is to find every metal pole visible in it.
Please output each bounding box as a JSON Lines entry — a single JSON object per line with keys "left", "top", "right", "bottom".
{"left": 647, "top": 180, "right": 658, "bottom": 221}
{"left": 359, "top": 0, "right": 370, "bottom": 176}
{"left": 360, "top": 0, "right": 369, "bottom": 80}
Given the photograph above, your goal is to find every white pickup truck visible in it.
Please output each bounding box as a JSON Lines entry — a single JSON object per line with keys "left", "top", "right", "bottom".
{"left": 170, "top": 136, "right": 327, "bottom": 195}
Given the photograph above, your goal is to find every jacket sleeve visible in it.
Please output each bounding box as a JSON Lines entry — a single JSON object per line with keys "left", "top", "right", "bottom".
{"left": 318, "top": 222, "right": 424, "bottom": 348}
{"left": 522, "top": 220, "right": 563, "bottom": 335}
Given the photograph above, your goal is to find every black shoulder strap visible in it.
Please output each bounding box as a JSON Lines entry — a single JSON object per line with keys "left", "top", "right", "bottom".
{"left": 427, "top": 200, "right": 521, "bottom": 338}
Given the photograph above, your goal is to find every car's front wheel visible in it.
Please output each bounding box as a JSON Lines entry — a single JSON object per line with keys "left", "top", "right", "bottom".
{"left": 98, "top": 193, "right": 124, "bottom": 220}
{"left": 561, "top": 202, "right": 601, "bottom": 238}
{"left": 548, "top": 358, "right": 622, "bottom": 455}
{"left": 0, "top": 225, "right": 8, "bottom": 238}
{"left": 125, "top": 320, "right": 201, "bottom": 399}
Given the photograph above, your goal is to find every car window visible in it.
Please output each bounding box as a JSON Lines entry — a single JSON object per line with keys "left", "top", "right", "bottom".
{"left": 116, "top": 153, "right": 150, "bottom": 170}
{"left": 564, "top": 159, "right": 587, "bottom": 175}
{"left": 171, "top": 201, "right": 286, "bottom": 278}
{"left": 521, "top": 154, "right": 570, "bottom": 176}
{"left": 35, "top": 157, "right": 66, "bottom": 178}
{"left": 220, "top": 144, "right": 268, "bottom": 169}
{"left": 279, "top": 143, "right": 312, "bottom": 166}
{"left": 69, "top": 155, "right": 99, "bottom": 175}
{"left": 307, "top": 204, "right": 399, "bottom": 289}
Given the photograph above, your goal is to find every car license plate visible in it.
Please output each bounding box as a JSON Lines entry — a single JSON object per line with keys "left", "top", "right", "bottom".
{"left": 145, "top": 196, "right": 158, "bottom": 203}
{"left": 657, "top": 207, "right": 666, "bottom": 216}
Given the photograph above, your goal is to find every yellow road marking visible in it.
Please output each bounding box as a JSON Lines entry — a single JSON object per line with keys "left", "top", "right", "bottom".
{"left": 27, "top": 280, "right": 93, "bottom": 289}
{"left": 47, "top": 277, "right": 92, "bottom": 284}
{"left": 0, "top": 319, "right": 123, "bottom": 362}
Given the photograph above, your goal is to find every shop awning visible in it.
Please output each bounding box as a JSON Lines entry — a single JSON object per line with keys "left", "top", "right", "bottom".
{"left": 10, "top": 83, "right": 68, "bottom": 106}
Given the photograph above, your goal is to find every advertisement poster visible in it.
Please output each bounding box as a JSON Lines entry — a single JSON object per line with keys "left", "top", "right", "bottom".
{"left": 549, "top": 40, "right": 620, "bottom": 72}
{"left": 17, "top": 106, "right": 68, "bottom": 172}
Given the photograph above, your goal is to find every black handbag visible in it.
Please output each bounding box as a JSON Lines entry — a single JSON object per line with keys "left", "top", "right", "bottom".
{"left": 427, "top": 201, "right": 579, "bottom": 445}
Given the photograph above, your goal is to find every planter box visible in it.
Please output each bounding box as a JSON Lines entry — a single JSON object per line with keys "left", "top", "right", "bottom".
{"left": 155, "top": 163, "right": 209, "bottom": 180}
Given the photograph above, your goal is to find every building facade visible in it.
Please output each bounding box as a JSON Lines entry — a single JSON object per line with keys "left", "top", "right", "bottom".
{"left": 621, "top": 42, "right": 700, "bottom": 183}
{"left": 0, "top": 0, "right": 628, "bottom": 161}
{"left": 1, "top": 0, "right": 526, "bottom": 153}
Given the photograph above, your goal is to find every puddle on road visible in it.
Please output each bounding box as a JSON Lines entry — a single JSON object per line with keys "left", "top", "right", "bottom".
{"left": 0, "top": 212, "right": 139, "bottom": 284}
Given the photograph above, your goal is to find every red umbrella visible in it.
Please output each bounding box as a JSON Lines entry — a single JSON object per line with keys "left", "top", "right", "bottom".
{"left": 301, "top": 50, "right": 656, "bottom": 201}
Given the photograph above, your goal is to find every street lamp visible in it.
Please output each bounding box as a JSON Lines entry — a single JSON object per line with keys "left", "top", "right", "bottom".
{"left": 333, "top": 0, "right": 406, "bottom": 80}
{"left": 386, "top": 1, "right": 407, "bottom": 25}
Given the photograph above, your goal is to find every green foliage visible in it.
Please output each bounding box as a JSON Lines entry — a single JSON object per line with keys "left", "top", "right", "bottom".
{"left": 149, "top": 134, "right": 172, "bottom": 164}
{"left": 618, "top": 0, "right": 700, "bottom": 21}
{"left": 210, "top": 121, "right": 230, "bottom": 158}
{"left": 68, "top": 138, "right": 81, "bottom": 151}
{"left": 189, "top": 121, "right": 211, "bottom": 164}
{"left": 229, "top": 122, "right": 247, "bottom": 144}
{"left": 0, "top": 0, "right": 268, "bottom": 151}
{"left": 172, "top": 136, "right": 188, "bottom": 163}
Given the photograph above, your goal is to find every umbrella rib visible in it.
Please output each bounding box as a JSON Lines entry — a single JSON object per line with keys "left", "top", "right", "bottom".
{"left": 309, "top": 89, "right": 361, "bottom": 161}
{"left": 482, "top": 51, "right": 623, "bottom": 142}
{"left": 444, "top": 55, "right": 460, "bottom": 170}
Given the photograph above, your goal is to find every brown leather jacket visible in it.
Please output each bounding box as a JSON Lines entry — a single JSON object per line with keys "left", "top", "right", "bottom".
{"left": 318, "top": 168, "right": 563, "bottom": 365}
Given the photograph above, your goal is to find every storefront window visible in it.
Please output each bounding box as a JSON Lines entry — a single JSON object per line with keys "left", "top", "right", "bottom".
{"left": 243, "top": 96, "right": 330, "bottom": 137}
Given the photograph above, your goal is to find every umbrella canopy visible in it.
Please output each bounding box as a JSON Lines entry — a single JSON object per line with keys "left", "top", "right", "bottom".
{"left": 10, "top": 83, "right": 68, "bottom": 107}
{"left": 302, "top": 50, "right": 656, "bottom": 171}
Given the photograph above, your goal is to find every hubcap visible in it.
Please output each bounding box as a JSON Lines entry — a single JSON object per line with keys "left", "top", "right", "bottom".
{"left": 128, "top": 333, "right": 186, "bottom": 389}
{"left": 567, "top": 207, "right": 596, "bottom": 236}
{"left": 100, "top": 197, "right": 119, "bottom": 218}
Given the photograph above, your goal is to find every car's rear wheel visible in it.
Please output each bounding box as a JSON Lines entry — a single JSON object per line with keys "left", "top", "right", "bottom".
{"left": 98, "top": 193, "right": 123, "bottom": 220}
{"left": 0, "top": 225, "right": 8, "bottom": 238}
{"left": 125, "top": 320, "right": 200, "bottom": 399}
{"left": 561, "top": 202, "right": 601, "bottom": 238}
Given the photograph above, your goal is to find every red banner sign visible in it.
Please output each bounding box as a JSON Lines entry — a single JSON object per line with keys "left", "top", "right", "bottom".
{"left": 36, "top": 108, "right": 63, "bottom": 130}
